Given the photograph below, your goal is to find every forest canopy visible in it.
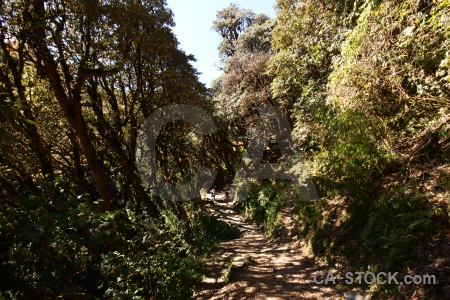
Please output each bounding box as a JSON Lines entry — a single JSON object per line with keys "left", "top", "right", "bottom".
{"left": 1, "top": 0, "right": 449, "bottom": 299}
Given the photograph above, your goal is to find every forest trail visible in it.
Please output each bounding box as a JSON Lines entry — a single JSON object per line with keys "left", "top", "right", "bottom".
{"left": 194, "top": 192, "right": 343, "bottom": 300}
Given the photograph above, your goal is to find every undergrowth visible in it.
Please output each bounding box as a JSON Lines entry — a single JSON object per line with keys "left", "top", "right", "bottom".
{"left": 236, "top": 180, "right": 288, "bottom": 239}
{"left": 0, "top": 187, "right": 240, "bottom": 299}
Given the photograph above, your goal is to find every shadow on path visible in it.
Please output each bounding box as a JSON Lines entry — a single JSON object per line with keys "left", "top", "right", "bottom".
{"left": 195, "top": 193, "right": 342, "bottom": 300}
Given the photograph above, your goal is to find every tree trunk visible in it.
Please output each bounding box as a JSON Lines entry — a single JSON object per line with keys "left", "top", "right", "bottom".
{"left": 28, "top": 0, "right": 112, "bottom": 211}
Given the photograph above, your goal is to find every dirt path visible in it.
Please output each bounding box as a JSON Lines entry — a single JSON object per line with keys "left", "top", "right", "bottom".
{"left": 194, "top": 193, "right": 343, "bottom": 300}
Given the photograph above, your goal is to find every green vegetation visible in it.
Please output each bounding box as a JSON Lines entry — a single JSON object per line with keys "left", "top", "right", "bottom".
{"left": 0, "top": 0, "right": 239, "bottom": 298}
{"left": 237, "top": 180, "right": 287, "bottom": 239}
{"left": 1, "top": 0, "right": 449, "bottom": 299}
{"left": 212, "top": 1, "right": 449, "bottom": 298}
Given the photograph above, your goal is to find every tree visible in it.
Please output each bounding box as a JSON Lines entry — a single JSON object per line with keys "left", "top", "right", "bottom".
{"left": 212, "top": 3, "right": 270, "bottom": 61}
{"left": 0, "top": 0, "right": 213, "bottom": 216}
{"left": 0, "top": 0, "right": 223, "bottom": 297}
{"left": 212, "top": 5, "right": 275, "bottom": 131}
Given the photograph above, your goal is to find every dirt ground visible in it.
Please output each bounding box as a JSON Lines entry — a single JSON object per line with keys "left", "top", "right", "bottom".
{"left": 194, "top": 193, "right": 352, "bottom": 300}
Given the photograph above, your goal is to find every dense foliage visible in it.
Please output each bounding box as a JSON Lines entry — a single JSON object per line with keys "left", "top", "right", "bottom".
{"left": 212, "top": 1, "right": 449, "bottom": 298}
{"left": 1, "top": 0, "right": 449, "bottom": 298}
{"left": 0, "top": 0, "right": 239, "bottom": 298}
